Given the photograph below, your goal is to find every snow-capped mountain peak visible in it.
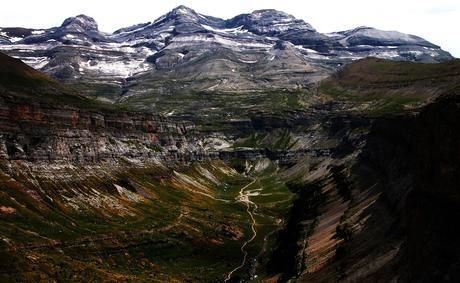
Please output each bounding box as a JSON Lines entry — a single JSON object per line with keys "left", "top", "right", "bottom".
{"left": 251, "top": 9, "right": 294, "bottom": 19}
{"left": 61, "top": 14, "right": 99, "bottom": 32}
{"left": 170, "top": 5, "right": 197, "bottom": 16}
{"left": 0, "top": 6, "right": 453, "bottom": 101}
{"left": 160, "top": 5, "right": 207, "bottom": 24}
{"left": 226, "top": 9, "right": 316, "bottom": 36}
{"left": 334, "top": 26, "right": 439, "bottom": 48}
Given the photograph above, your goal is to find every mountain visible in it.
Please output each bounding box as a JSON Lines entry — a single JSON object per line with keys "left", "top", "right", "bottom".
{"left": 0, "top": 6, "right": 453, "bottom": 102}
{"left": 226, "top": 9, "right": 316, "bottom": 35}
{"left": 0, "top": 7, "right": 459, "bottom": 282}
{"left": 22, "top": 14, "right": 106, "bottom": 45}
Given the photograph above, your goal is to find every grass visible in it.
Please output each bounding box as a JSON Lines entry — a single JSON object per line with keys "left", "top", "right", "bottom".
{"left": 319, "top": 58, "right": 460, "bottom": 116}
{"left": 0, "top": 158, "right": 301, "bottom": 281}
{"left": 121, "top": 89, "right": 312, "bottom": 121}
{"left": 234, "top": 128, "right": 298, "bottom": 151}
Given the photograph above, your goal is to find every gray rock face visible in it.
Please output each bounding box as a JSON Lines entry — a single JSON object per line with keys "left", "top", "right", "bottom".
{"left": 22, "top": 14, "right": 107, "bottom": 45}
{"left": 0, "top": 96, "right": 200, "bottom": 163}
{"left": 335, "top": 26, "right": 435, "bottom": 47}
{"left": 109, "top": 5, "right": 227, "bottom": 49}
{"left": 61, "top": 14, "right": 99, "bottom": 32}
{"left": 317, "top": 26, "right": 452, "bottom": 63}
{"left": 0, "top": 5, "right": 454, "bottom": 102}
{"left": 226, "top": 9, "right": 316, "bottom": 36}
{"left": 0, "top": 37, "right": 9, "bottom": 44}
{"left": 0, "top": 27, "right": 40, "bottom": 43}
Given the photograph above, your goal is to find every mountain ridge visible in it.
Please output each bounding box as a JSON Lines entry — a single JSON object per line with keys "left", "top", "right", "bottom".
{"left": 0, "top": 5, "right": 454, "bottom": 102}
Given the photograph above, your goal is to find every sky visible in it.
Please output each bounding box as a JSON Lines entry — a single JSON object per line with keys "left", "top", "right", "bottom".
{"left": 1, "top": 0, "right": 458, "bottom": 57}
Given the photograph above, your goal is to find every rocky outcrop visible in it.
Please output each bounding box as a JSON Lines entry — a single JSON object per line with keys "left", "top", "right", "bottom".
{"left": 0, "top": 53, "right": 196, "bottom": 163}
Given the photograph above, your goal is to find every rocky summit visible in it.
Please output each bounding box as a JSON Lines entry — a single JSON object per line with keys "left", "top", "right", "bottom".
{"left": 0, "top": 5, "right": 459, "bottom": 283}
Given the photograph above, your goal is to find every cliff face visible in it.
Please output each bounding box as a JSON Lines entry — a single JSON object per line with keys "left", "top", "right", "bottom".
{"left": 296, "top": 92, "right": 460, "bottom": 283}
{"left": 271, "top": 60, "right": 460, "bottom": 282}
{"left": 414, "top": 92, "right": 460, "bottom": 206}
{"left": 294, "top": 114, "right": 415, "bottom": 282}
{"left": 0, "top": 99, "right": 194, "bottom": 163}
{"left": 401, "top": 93, "right": 460, "bottom": 282}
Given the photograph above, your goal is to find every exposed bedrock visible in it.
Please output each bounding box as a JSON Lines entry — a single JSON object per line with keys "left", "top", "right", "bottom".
{"left": 276, "top": 94, "right": 460, "bottom": 282}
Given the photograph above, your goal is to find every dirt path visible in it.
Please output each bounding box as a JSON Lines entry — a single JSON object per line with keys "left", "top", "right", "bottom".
{"left": 225, "top": 179, "right": 258, "bottom": 282}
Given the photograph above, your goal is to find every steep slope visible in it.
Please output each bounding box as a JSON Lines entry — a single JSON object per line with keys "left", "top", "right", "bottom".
{"left": 400, "top": 92, "right": 460, "bottom": 282}
{"left": 0, "top": 27, "right": 47, "bottom": 44}
{"left": 277, "top": 59, "right": 460, "bottom": 282}
{"left": 0, "top": 51, "right": 54, "bottom": 86}
{"left": 295, "top": 91, "right": 460, "bottom": 283}
{"left": 0, "top": 51, "right": 94, "bottom": 107}
{"left": 111, "top": 5, "right": 226, "bottom": 47}
{"left": 22, "top": 14, "right": 106, "bottom": 45}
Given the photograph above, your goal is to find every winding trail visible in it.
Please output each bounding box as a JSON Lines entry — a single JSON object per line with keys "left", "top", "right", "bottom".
{"left": 225, "top": 179, "right": 258, "bottom": 282}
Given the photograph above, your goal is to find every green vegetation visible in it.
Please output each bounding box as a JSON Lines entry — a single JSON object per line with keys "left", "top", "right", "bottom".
{"left": 234, "top": 128, "right": 297, "bottom": 151}
{"left": 121, "top": 89, "right": 314, "bottom": 120}
{"left": 320, "top": 58, "right": 460, "bottom": 116}
{"left": 0, "top": 159, "right": 299, "bottom": 282}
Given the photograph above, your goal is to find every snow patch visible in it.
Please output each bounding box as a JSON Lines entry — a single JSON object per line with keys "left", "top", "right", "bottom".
{"left": 238, "top": 58, "right": 258, "bottom": 64}
{"left": 369, "top": 50, "right": 400, "bottom": 59}
{"left": 80, "top": 58, "right": 151, "bottom": 77}
{"left": 167, "top": 34, "right": 273, "bottom": 50}
{"left": 19, "top": 56, "right": 49, "bottom": 69}
{"left": 201, "top": 24, "right": 247, "bottom": 35}
{"left": 9, "top": 37, "right": 23, "bottom": 43}
{"left": 404, "top": 50, "right": 424, "bottom": 56}
{"left": 324, "top": 32, "right": 341, "bottom": 37}
{"left": 31, "top": 30, "right": 45, "bottom": 35}
{"left": 295, "top": 46, "right": 318, "bottom": 53}
{"left": 0, "top": 32, "right": 24, "bottom": 43}
{"left": 355, "top": 45, "right": 399, "bottom": 49}
{"left": 175, "top": 7, "right": 191, "bottom": 14}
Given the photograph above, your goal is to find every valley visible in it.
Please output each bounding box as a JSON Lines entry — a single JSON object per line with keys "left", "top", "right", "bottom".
{"left": 0, "top": 5, "right": 459, "bottom": 282}
{"left": 0, "top": 159, "right": 296, "bottom": 281}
